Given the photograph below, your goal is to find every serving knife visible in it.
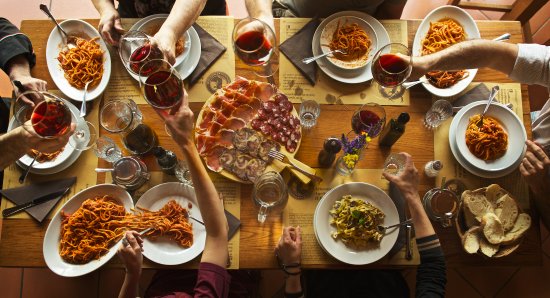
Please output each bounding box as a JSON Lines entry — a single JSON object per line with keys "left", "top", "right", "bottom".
{"left": 2, "top": 187, "right": 70, "bottom": 218}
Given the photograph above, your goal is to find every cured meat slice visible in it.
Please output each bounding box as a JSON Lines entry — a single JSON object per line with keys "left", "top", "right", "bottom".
{"left": 220, "top": 100, "right": 237, "bottom": 117}
{"left": 246, "top": 133, "right": 262, "bottom": 157}
{"left": 245, "top": 158, "right": 267, "bottom": 183}
{"left": 279, "top": 99, "right": 293, "bottom": 113}
{"left": 286, "top": 141, "right": 297, "bottom": 153}
{"left": 231, "top": 104, "right": 256, "bottom": 122}
{"left": 251, "top": 119, "right": 262, "bottom": 131}
{"left": 254, "top": 82, "right": 276, "bottom": 101}
{"left": 242, "top": 80, "right": 258, "bottom": 98}
{"left": 262, "top": 101, "right": 276, "bottom": 112}
{"left": 260, "top": 123, "right": 273, "bottom": 135}
{"left": 207, "top": 121, "right": 223, "bottom": 136}
{"left": 258, "top": 139, "right": 280, "bottom": 162}
{"left": 222, "top": 117, "right": 246, "bottom": 131}
{"left": 233, "top": 151, "right": 251, "bottom": 180}
{"left": 225, "top": 76, "right": 250, "bottom": 92}
{"left": 272, "top": 93, "right": 288, "bottom": 104}
{"left": 213, "top": 111, "right": 228, "bottom": 125}
{"left": 204, "top": 145, "right": 226, "bottom": 172}
{"left": 197, "top": 130, "right": 234, "bottom": 154}
{"left": 248, "top": 97, "right": 261, "bottom": 110}
{"left": 198, "top": 108, "right": 215, "bottom": 132}
{"left": 233, "top": 128, "right": 254, "bottom": 151}
{"left": 219, "top": 148, "right": 236, "bottom": 172}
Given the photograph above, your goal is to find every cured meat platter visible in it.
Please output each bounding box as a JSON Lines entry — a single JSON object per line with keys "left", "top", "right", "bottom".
{"left": 195, "top": 77, "right": 302, "bottom": 183}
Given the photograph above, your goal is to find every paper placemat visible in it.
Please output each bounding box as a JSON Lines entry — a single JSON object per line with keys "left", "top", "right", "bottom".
{"left": 433, "top": 82, "right": 529, "bottom": 209}
{"left": 278, "top": 18, "right": 409, "bottom": 106}
{"left": 283, "top": 168, "right": 419, "bottom": 265}
{"left": 1, "top": 90, "right": 99, "bottom": 219}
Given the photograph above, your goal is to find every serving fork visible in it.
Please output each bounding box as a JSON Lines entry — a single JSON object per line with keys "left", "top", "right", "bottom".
{"left": 268, "top": 150, "right": 322, "bottom": 183}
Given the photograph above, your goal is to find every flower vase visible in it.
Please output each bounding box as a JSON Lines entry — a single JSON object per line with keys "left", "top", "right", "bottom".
{"left": 335, "top": 156, "right": 355, "bottom": 176}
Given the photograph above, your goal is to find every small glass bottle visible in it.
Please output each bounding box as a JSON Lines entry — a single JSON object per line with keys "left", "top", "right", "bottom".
{"left": 379, "top": 112, "right": 410, "bottom": 147}
{"left": 318, "top": 137, "right": 342, "bottom": 168}
{"left": 424, "top": 160, "right": 443, "bottom": 178}
{"left": 153, "top": 146, "right": 178, "bottom": 175}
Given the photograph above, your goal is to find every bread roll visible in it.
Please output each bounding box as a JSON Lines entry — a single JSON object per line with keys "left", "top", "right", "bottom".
{"left": 486, "top": 184, "right": 506, "bottom": 206}
{"left": 479, "top": 237, "right": 500, "bottom": 257}
{"left": 481, "top": 213, "right": 504, "bottom": 245}
{"left": 502, "top": 213, "right": 531, "bottom": 245}
{"left": 462, "top": 226, "right": 481, "bottom": 254}
{"left": 463, "top": 190, "right": 494, "bottom": 223}
{"left": 495, "top": 194, "right": 519, "bottom": 232}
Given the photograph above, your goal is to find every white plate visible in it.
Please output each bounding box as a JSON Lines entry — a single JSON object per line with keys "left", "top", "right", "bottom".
{"left": 412, "top": 6, "right": 479, "bottom": 97}
{"left": 46, "top": 19, "right": 112, "bottom": 102}
{"left": 135, "top": 182, "right": 206, "bottom": 265}
{"left": 9, "top": 98, "right": 83, "bottom": 174}
{"left": 43, "top": 184, "right": 133, "bottom": 277}
{"left": 313, "top": 182, "right": 399, "bottom": 265}
{"left": 312, "top": 11, "right": 390, "bottom": 84}
{"left": 127, "top": 15, "right": 201, "bottom": 81}
{"left": 449, "top": 102, "right": 526, "bottom": 178}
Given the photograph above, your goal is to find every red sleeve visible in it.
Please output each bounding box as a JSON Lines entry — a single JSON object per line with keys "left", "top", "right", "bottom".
{"left": 193, "top": 262, "right": 231, "bottom": 298}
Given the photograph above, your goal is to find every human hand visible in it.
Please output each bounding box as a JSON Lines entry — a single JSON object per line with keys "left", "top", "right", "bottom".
{"left": 153, "top": 86, "right": 194, "bottom": 146}
{"left": 519, "top": 140, "right": 550, "bottom": 197}
{"left": 98, "top": 8, "right": 125, "bottom": 45}
{"left": 117, "top": 231, "right": 144, "bottom": 276}
{"left": 20, "top": 122, "right": 75, "bottom": 154}
{"left": 12, "top": 76, "right": 47, "bottom": 103}
{"left": 382, "top": 152, "right": 419, "bottom": 200}
{"left": 152, "top": 31, "right": 177, "bottom": 66}
{"left": 275, "top": 226, "right": 302, "bottom": 269}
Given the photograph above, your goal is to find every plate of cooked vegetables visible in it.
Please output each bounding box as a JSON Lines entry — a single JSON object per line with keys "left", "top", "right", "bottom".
{"left": 46, "top": 19, "right": 111, "bottom": 102}
{"left": 313, "top": 182, "right": 399, "bottom": 265}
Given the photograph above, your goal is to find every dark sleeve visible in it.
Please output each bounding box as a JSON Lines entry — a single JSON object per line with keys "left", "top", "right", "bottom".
{"left": 0, "top": 18, "right": 35, "bottom": 71}
{"left": 415, "top": 234, "right": 447, "bottom": 298}
{"left": 193, "top": 262, "right": 231, "bottom": 298}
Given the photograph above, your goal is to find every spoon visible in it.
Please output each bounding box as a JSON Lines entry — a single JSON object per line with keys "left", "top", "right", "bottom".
{"left": 39, "top": 4, "right": 77, "bottom": 48}
{"left": 19, "top": 155, "right": 38, "bottom": 184}
{"left": 476, "top": 85, "right": 500, "bottom": 127}
{"left": 302, "top": 49, "right": 347, "bottom": 64}
{"left": 80, "top": 80, "right": 92, "bottom": 117}
{"left": 377, "top": 218, "right": 412, "bottom": 233}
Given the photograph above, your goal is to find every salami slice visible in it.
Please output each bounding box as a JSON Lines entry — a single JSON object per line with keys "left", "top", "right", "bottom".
{"left": 279, "top": 99, "right": 293, "bottom": 113}
{"left": 251, "top": 118, "right": 262, "bottom": 130}
{"left": 262, "top": 101, "right": 276, "bottom": 112}
{"left": 260, "top": 123, "right": 273, "bottom": 135}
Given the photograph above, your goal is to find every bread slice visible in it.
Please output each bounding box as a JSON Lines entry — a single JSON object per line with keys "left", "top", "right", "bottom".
{"left": 481, "top": 213, "right": 504, "bottom": 244}
{"left": 463, "top": 190, "right": 494, "bottom": 223}
{"left": 495, "top": 194, "right": 519, "bottom": 232}
{"left": 486, "top": 184, "right": 506, "bottom": 206}
{"left": 479, "top": 237, "right": 500, "bottom": 257}
{"left": 502, "top": 213, "right": 532, "bottom": 245}
{"left": 462, "top": 226, "right": 481, "bottom": 254}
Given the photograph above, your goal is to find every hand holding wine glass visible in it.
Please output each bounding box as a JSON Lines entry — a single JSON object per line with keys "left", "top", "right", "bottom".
{"left": 119, "top": 30, "right": 164, "bottom": 76}
{"left": 371, "top": 43, "right": 412, "bottom": 100}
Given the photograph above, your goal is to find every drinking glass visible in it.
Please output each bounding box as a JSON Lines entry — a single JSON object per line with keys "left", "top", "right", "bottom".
{"left": 371, "top": 43, "right": 412, "bottom": 100}
{"left": 118, "top": 30, "right": 164, "bottom": 76}
{"left": 351, "top": 102, "right": 386, "bottom": 137}
{"left": 233, "top": 17, "right": 279, "bottom": 78}
{"left": 112, "top": 156, "right": 150, "bottom": 191}
{"left": 68, "top": 121, "right": 98, "bottom": 151}
{"left": 252, "top": 171, "right": 288, "bottom": 223}
{"left": 424, "top": 99, "right": 453, "bottom": 130}
{"left": 422, "top": 188, "right": 459, "bottom": 227}
{"left": 175, "top": 160, "right": 193, "bottom": 186}
{"left": 382, "top": 153, "right": 406, "bottom": 176}
{"left": 93, "top": 136, "right": 122, "bottom": 163}
{"left": 299, "top": 100, "right": 320, "bottom": 130}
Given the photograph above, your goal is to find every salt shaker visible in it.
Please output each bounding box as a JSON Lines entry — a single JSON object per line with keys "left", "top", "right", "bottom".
{"left": 424, "top": 160, "right": 443, "bottom": 178}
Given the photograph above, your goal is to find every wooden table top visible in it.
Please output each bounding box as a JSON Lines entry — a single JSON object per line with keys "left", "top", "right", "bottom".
{"left": 0, "top": 18, "right": 541, "bottom": 269}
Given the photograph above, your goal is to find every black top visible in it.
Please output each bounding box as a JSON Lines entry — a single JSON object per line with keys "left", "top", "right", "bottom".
{"left": 0, "top": 18, "right": 35, "bottom": 72}
{"left": 117, "top": 0, "right": 227, "bottom": 18}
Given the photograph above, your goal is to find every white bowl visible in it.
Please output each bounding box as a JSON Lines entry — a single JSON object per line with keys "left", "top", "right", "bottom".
{"left": 320, "top": 16, "right": 378, "bottom": 70}
{"left": 412, "top": 6, "right": 480, "bottom": 97}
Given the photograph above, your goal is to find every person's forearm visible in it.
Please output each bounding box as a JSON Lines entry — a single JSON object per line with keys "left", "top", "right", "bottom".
{"left": 405, "top": 194, "right": 435, "bottom": 239}
{"left": 6, "top": 55, "right": 31, "bottom": 81}
{"left": 0, "top": 127, "right": 30, "bottom": 170}
{"left": 159, "top": 0, "right": 205, "bottom": 42}
{"left": 92, "top": 0, "right": 116, "bottom": 15}
{"left": 416, "top": 40, "right": 518, "bottom": 76}
{"left": 245, "top": 0, "right": 273, "bottom": 24}
{"left": 118, "top": 273, "right": 140, "bottom": 298}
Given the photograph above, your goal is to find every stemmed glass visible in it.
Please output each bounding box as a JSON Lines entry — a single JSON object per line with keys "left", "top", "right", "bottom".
{"left": 351, "top": 102, "right": 386, "bottom": 138}
{"left": 138, "top": 59, "right": 184, "bottom": 136}
{"left": 233, "top": 17, "right": 279, "bottom": 80}
{"left": 371, "top": 43, "right": 412, "bottom": 100}
{"left": 119, "top": 30, "right": 164, "bottom": 76}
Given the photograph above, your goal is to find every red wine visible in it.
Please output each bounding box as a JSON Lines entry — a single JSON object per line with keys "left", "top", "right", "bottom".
{"left": 235, "top": 31, "right": 272, "bottom": 65}
{"left": 372, "top": 54, "right": 410, "bottom": 87}
{"left": 351, "top": 110, "right": 382, "bottom": 136}
{"left": 129, "top": 44, "right": 163, "bottom": 75}
{"left": 123, "top": 123, "right": 157, "bottom": 155}
{"left": 144, "top": 70, "right": 183, "bottom": 108}
{"left": 31, "top": 100, "right": 71, "bottom": 137}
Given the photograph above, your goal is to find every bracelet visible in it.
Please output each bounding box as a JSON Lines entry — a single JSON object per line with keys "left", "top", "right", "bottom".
{"left": 276, "top": 252, "right": 302, "bottom": 275}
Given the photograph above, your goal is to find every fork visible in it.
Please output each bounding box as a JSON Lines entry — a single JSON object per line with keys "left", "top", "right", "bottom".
{"left": 121, "top": 227, "right": 152, "bottom": 247}
{"left": 302, "top": 49, "right": 347, "bottom": 64}
{"left": 80, "top": 80, "right": 93, "bottom": 117}
{"left": 476, "top": 85, "right": 499, "bottom": 128}
{"left": 268, "top": 150, "right": 322, "bottom": 183}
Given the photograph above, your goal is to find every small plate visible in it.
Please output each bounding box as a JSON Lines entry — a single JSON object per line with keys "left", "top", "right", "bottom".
{"left": 45, "top": 19, "right": 112, "bottom": 102}
{"left": 135, "top": 182, "right": 206, "bottom": 265}
{"left": 313, "top": 182, "right": 399, "bottom": 265}
{"left": 43, "top": 184, "right": 133, "bottom": 277}
{"left": 412, "top": 6, "right": 480, "bottom": 97}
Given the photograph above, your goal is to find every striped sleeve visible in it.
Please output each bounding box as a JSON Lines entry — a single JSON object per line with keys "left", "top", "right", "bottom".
{"left": 415, "top": 234, "right": 446, "bottom": 298}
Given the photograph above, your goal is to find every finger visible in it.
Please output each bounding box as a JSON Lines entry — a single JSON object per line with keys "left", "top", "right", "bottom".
{"left": 522, "top": 157, "right": 536, "bottom": 173}
{"left": 153, "top": 106, "right": 169, "bottom": 121}
{"left": 519, "top": 163, "right": 530, "bottom": 177}
{"left": 282, "top": 226, "right": 291, "bottom": 242}
{"left": 528, "top": 140, "right": 550, "bottom": 163}
{"left": 525, "top": 151, "right": 545, "bottom": 171}
{"left": 295, "top": 226, "right": 302, "bottom": 245}
{"left": 102, "top": 22, "right": 114, "bottom": 45}
{"left": 382, "top": 171, "right": 398, "bottom": 183}
{"left": 113, "top": 18, "right": 125, "bottom": 32}
{"left": 126, "top": 232, "right": 140, "bottom": 250}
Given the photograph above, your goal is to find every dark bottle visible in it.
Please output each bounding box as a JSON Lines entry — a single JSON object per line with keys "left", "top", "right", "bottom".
{"left": 379, "top": 112, "right": 410, "bottom": 147}
{"left": 153, "top": 146, "right": 178, "bottom": 175}
{"left": 318, "top": 137, "right": 342, "bottom": 168}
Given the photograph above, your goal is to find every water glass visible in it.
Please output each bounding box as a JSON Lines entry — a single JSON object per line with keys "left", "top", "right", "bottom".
{"left": 422, "top": 188, "right": 459, "bottom": 228}
{"left": 252, "top": 171, "right": 288, "bottom": 223}
{"left": 424, "top": 100, "right": 453, "bottom": 129}
{"left": 299, "top": 100, "right": 321, "bottom": 129}
{"left": 93, "top": 136, "right": 122, "bottom": 163}
{"left": 382, "top": 153, "right": 406, "bottom": 176}
{"left": 175, "top": 160, "right": 193, "bottom": 186}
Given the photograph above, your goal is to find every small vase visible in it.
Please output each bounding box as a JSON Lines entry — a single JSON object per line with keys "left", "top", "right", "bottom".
{"left": 335, "top": 156, "right": 355, "bottom": 176}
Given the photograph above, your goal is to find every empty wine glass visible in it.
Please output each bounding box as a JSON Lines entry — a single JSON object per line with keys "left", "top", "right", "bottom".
{"left": 233, "top": 17, "right": 279, "bottom": 78}
{"left": 119, "top": 30, "right": 164, "bottom": 76}
{"left": 67, "top": 120, "right": 98, "bottom": 151}
{"left": 371, "top": 43, "right": 412, "bottom": 100}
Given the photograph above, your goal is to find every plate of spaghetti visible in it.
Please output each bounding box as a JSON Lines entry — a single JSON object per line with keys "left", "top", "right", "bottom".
{"left": 135, "top": 182, "right": 206, "bottom": 265}
{"left": 43, "top": 184, "right": 133, "bottom": 277}
{"left": 320, "top": 16, "right": 377, "bottom": 70}
{"left": 451, "top": 101, "right": 526, "bottom": 175}
{"left": 412, "top": 6, "right": 479, "bottom": 97}
{"left": 46, "top": 19, "right": 111, "bottom": 102}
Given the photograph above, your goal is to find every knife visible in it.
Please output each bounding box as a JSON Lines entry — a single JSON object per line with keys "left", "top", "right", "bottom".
{"left": 2, "top": 187, "right": 70, "bottom": 218}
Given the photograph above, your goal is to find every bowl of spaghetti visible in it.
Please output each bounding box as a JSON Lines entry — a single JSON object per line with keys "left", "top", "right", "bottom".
{"left": 453, "top": 101, "right": 526, "bottom": 173}
{"left": 412, "top": 6, "right": 480, "bottom": 97}
{"left": 320, "top": 16, "right": 377, "bottom": 70}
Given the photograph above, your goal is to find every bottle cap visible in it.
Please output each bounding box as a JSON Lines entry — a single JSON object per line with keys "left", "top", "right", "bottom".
{"left": 397, "top": 112, "right": 410, "bottom": 124}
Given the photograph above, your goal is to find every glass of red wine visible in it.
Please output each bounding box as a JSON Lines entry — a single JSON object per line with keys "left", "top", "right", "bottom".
{"left": 119, "top": 30, "right": 164, "bottom": 76}
{"left": 371, "top": 43, "right": 412, "bottom": 100}
{"left": 138, "top": 59, "right": 183, "bottom": 135}
{"left": 351, "top": 102, "right": 386, "bottom": 138}
{"left": 233, "top": 17, "right": 279, "bottom": 79}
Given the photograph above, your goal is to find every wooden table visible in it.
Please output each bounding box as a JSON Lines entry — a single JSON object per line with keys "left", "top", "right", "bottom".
{"left": 0, "top": 18, "right": 541, "bottom": 269}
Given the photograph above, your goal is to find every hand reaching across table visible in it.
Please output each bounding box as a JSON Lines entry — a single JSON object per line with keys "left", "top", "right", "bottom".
{"left": 519, "top": 140, "right": 550, "bottom": 198}
{"left": 275, "top": 226, "right": 303, "bottom": 297}
{"left": 93, "top": 0, "right": 125, "bottom": 45}
{"left": 117, "top": 231, "right": 144, "bottom": 298}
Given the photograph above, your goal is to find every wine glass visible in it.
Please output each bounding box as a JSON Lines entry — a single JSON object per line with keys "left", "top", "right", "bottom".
{"left": 67, "top": 120, "right": 98, "bottom": 152}
{"left": 119, "top": 30, "right": 164, "bottom": 76}
{"left": 138, "top": 59, "right": 184, "bottom": 136}
{"left": 351, "top": 102, "right": 386, "bottom": 138}
{"left": 371, "top": 43, "right": 412, "bottom": 100}
{"left": 14, "top": 91, "right": 73, "bottom": 138}
{"left": 233, "top": 17, "right": 279, "bottom": 79}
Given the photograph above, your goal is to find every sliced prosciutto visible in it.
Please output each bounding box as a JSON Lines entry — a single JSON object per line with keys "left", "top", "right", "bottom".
{"left": 204, "top": 145, "right": 226, "bottom": 172}
{"left": 231, "top": 104, "right": 256, "bottom": 122}
{"left": 222, "top": 117, "right": 246, "bottom": 131}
